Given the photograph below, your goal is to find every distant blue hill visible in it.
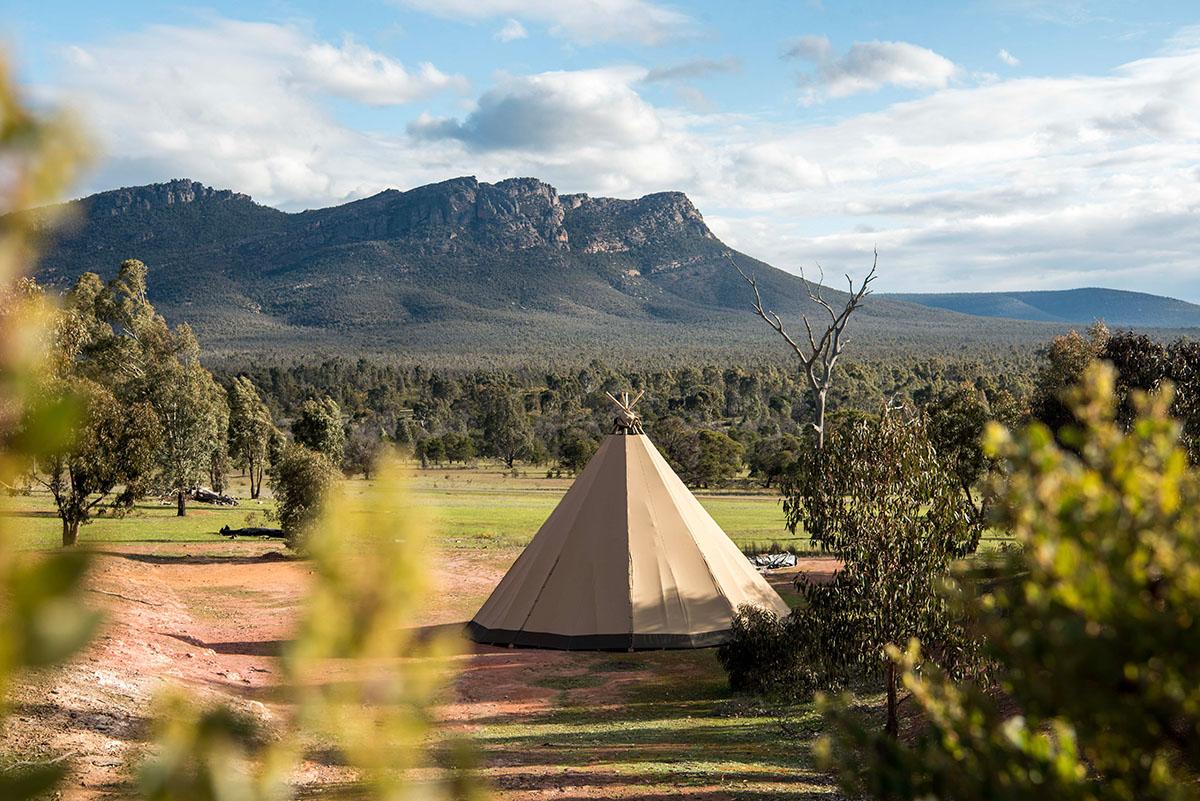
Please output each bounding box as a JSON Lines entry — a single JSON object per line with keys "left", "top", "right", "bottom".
{"left": 884, "top": 288, "right": 1200, "bottom": 329}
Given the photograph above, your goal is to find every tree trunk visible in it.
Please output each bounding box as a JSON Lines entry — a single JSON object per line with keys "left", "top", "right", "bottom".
{"left": 62, "top": 518, "right": 79, "bottom": 548}
{"left": 177, "top": 489, "right": 187, "bottom": 517}
{"left": 815, "top": 389, "right": 828, "bottom": 450}
{"left": 885, "top": 660, "right": 899, "bottom": 738}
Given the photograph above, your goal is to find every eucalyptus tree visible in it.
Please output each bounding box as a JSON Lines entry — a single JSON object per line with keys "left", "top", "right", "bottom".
{"left": 729, "top": 253, "right": 877, "bottom": 448}
{"left": 24, "top": 270, "right": 166, "bottom": 544}
{"left": 558, "top": 428, "right": 598, "bottom": 474}
{"left": 269, "top": 442, "right": 337, "bottom": 549}
{"left": 343, "top": 419, "right": 385, "bottom": 479}
{"left": 204, "top": 375, "right": 230, "bottom": 493}
{"left": 59, "top": 262, "right": 228, "bottom": 517}
{"left": 787, "top": 410, "right": 983, "bottom": 736}
{"left": 227, "top": 376, "right": 274, "bottom": 498}
{"left": 292, "top": 396, "right": 345, "bottom": 465}
{"left": 721, "top": 409, "right": 983, "bottom": 735}
{"left": 152, "top": 331, "right": 227, "bottom": 516}
{"left": 478, "top": 383, "right": 535, "bottom": 468}
{"left": 35, "top": 379, "right": 161, "bottom": 545}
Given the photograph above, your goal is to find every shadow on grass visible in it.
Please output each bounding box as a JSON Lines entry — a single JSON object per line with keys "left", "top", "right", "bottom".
{"left": 177, "top": 628, "right": 835, "bottom": 798}
{"left": 0, "top": 509, "right": 60, "bottom": 519}
{"left": 94, "top": 550, "right": 298, "bottom": 565}
{"left": 298, "top": 780, "right": 833, "bottom": 801}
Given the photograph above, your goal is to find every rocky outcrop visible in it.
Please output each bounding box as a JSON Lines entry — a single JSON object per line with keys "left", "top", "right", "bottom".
{"left": 293, "top": 176, "right": 711, "bottom": 254}
{"left": 84, "top": 179, "right": 252, "bottom": 217}
{"left": 72, "top": 175, "right": 716, "bottom": 257}
{"left": 562, "top": 191, "right": 715, "bottom": 254}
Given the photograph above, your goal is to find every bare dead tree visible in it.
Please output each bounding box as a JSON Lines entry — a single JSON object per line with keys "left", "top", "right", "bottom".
{"left": 728, "top": 251, "right": 878, "bottom": 449}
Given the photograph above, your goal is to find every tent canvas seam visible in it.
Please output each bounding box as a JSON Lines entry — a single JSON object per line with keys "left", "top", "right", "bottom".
{"left": 635, "top": 435, "right": 690, "bottom": 634}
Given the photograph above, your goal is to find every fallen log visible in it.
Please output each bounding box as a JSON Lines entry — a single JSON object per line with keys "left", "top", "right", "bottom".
{"left": 219, "top": 525, "right": 286, "bottom": 539}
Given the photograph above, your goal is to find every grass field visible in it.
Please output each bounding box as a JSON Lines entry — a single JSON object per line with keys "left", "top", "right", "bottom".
{"left": 4, "top": 461, "right": 809, "bottom": 552}
{"left": 5, "top": 458, "right": 1005, "bottom": 799}
{"left": 5, "top": 461, "right": 1016, "bottom": 556}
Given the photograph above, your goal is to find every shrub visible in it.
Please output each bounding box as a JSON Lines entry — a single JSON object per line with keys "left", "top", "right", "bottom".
{"left": 269, "top": 443, "right": 336, "bottom": 549}
{"left": 718, "top": 605, "right": 835, "bottom": 700}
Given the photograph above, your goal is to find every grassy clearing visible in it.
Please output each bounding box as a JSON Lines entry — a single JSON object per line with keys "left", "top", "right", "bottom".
{"left": 464, "top": 648, "right": 838, "bottom": 797}
{"left": 5, "top": 461, "right": 806, "bottom": 551}
{"left": 6, "top": 461, "right": 1013, "bottom": 554}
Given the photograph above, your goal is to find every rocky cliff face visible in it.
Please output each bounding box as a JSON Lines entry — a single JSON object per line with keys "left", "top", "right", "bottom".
{"left": 292, "top": 176, "right": 712, "bottom": 254}
{"left": 84, "top": 179, "right": 253, "bottom": 218}
{"left": 32, "top": 173, "right": 986, "bottom": 356}
{"left": 562, "top": 191, "right": 714, "bottom": 254}
{"left": 65, "top": 176, "right": 715, "bottom": 257}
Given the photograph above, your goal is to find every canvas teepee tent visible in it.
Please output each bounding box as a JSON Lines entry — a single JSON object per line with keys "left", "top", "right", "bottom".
{"left": 467, "top": 392, "right": 791, "bottom": 650}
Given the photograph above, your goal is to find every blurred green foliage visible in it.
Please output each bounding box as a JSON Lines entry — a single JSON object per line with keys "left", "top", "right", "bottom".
{"left": 820, "top": 363, "right": 1200, "bottom": 800}
{"left": 1, "top": 48, "right": 478, "bottom": 801}
{"left": 0, "top": 50, "right": 98, "bottom": 800}
{"left": 136, "top": 455, "right": 481, "bottom": 801}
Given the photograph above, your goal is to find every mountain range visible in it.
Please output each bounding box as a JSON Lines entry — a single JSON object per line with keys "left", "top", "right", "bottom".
{"left": 24, "top": 177, "right": 1195, "bottom": 361}
{"left": 888, "top": 289, "right": 1200, "bottom": 328}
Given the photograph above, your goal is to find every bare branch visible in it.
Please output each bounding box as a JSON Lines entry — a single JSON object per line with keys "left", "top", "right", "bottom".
{"left": 727, "top": 249, "right": 880, "bottom": 449}
{"left": 726, "top": 254, "right": 809, "bottom": 362}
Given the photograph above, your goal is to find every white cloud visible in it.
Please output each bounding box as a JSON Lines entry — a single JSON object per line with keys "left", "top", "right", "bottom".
{"left": 51, "top": 19, "right": 467, "bottom": 207}
{"left": 303, "top": 38, "right": 468, "bottom": 105}
{"left": 394, "top": 0, "right": 693, "bottom": 46}
{"left": 998, "top": 48, "right": 1021, "bottom": 66}
{"left": 711, "top": 39, "right": 1200, "bottom": 296}
{"left": 729, "top": 143, "right": 828, "bottom": 192}
{"left": 410, "top": 67, "right": 664, "bottom": 151}
{"left": 783, "top": 34, "right": 833, "bottom": 63}
{"left": 785, "top": 35, "right": 959, "bottom": 99}
{"left": 494, "top": 19, "right": 528, "bottom": 42}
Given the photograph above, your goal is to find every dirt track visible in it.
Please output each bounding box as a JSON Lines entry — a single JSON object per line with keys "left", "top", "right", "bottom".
{"left": 2, "top": 542, "right": 837, "bottom": 800}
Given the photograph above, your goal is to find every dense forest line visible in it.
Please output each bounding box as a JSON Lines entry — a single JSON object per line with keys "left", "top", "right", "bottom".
{"left": 214, "top": 351, "right": 1039, "bottom": 483}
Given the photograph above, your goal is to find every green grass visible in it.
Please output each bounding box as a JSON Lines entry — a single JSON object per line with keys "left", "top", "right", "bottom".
{"left": 407, "top": 462, "right": 802, "bottom": 549}
{"left": 457, "top": 649, "right": 838, "bottom": 797}
{"left": 5, "top": 462, "right": 804, "bottom": 551}
{"left": 6, "top": 462, "right": 1014, "bottom": 558}
{"left": 1, "top": 496, "right": 264, "bottom": 549}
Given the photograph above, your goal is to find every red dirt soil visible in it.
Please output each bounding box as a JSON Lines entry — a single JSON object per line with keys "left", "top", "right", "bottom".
{"left": 1, "top": 542, "right": 838, "bottom": 800}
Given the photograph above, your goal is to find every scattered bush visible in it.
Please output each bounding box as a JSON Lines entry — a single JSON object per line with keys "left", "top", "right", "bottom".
{"left": 268, "top": 443, "right": 336, "bottom": 549}
{"left": 719, "top": 606, "right": 806, "bottom": 697}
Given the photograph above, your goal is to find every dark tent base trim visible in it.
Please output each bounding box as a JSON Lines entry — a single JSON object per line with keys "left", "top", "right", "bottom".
{"left": 465, "top": 621, "right": 731, "bottom": 651}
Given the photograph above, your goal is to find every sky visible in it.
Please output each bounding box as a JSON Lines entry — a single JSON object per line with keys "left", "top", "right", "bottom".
{"left": 5, "top": 0, "right": 1200, "bottom": 299}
